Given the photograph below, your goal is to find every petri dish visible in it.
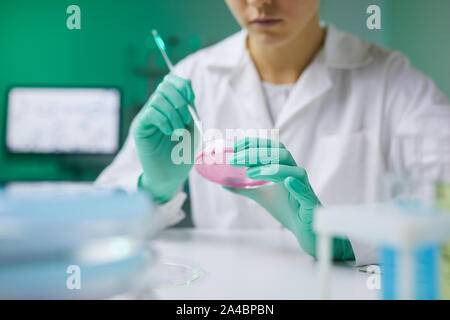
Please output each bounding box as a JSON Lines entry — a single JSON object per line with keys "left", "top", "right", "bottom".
{"left": 149, "top": 257, "right": 204, "bottom": 289}
{"left": 194, "top": 139, "right": 270, "bottom": 189}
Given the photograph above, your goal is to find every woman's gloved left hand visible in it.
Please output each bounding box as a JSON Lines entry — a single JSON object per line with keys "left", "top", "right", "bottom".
{"left": 225, "top": 137, "right": 354, "bottom": 260}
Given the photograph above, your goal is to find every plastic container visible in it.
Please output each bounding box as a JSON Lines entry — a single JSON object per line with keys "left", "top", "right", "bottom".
{"left": 381, "top": 244, "right": 440, "bottom": 300}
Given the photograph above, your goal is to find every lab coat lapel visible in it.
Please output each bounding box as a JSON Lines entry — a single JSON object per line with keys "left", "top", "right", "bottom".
{"left": 228, "top": 51, "right": 274, "bottom": 129}
{"left": 274, "top": 23, "right": 374, "bottom": 130}
{"left": 275, "top": 50, "right": 332, "bottom": 130}
{"left": 205, "top": 25, "right": 375, "bottom": 132}
{"left": 226, "top": 33, "right": 334, "bottom": 131}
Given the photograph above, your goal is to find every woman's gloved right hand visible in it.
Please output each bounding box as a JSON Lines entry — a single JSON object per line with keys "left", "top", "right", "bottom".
{"left": 133, "top": 74, "right": 197, "bottom": 203}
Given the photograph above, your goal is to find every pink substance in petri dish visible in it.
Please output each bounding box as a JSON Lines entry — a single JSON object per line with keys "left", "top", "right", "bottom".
{"left": 194, "top": 145, "right": 269, "bottom": 189}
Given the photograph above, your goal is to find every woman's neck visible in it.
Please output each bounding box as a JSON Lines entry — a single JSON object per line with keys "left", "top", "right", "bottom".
{"left": 247, "top": 12, "right": 325, "bottom": 84}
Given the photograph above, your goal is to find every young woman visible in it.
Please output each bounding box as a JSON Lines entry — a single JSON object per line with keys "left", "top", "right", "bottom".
{"left": 96, "top": 0, "right": 450, "bottom": 265}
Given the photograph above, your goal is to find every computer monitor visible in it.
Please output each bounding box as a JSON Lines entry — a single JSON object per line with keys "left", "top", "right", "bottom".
{"left": 5, "top": 87, "right": 121, "bottom": 155}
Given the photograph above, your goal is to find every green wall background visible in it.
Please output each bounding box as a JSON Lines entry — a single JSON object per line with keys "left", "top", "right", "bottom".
{"left": 0, "top": 0, "right": 448, "bottom": 182}
{"left": 387, "top": 0, "right": 450, "bottom": 96}
{"left": 0, "top": 0, "right": 240, "bottom": 182}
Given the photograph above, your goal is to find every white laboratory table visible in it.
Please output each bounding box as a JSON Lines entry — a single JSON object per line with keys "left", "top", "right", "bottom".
{"left": 150, "top": 229, "right": 379, "bottom": 300}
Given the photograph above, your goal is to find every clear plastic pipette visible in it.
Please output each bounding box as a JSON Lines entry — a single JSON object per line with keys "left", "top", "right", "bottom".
{"left": 152, "top": 30, "right": 203, "bottom": 138}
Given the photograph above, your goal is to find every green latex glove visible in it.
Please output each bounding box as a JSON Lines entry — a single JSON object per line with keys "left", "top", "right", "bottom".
{"left": 133, "top": 74, "right": 197, "bottom": 203}
{"left": 226, "top": 137, "right": 355, "bottom": 260}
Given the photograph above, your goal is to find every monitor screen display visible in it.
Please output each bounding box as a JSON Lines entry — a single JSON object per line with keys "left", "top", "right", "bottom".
{"left": 6, "top": 87, "right": 120, "bottom": 154}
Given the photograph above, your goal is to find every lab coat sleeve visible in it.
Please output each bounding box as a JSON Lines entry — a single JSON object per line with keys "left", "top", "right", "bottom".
{"left": 348, "top": 241, "right": 379, "bottom": 267}
{"left": 386, "top": 52, "right": 450, "bottom": 137}
{"left": 350, "top": 52, "right": 450, "bottom": 267}
{"left": 94, "top": 117, "right": 188, "bottom": 230}
{"left": 386, "top": 52, "right": 450, "bottom": 178}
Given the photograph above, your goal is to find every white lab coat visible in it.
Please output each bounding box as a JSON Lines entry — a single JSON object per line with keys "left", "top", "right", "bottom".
{"left": 95, "top": 25, "right": 450, "bottom": 266}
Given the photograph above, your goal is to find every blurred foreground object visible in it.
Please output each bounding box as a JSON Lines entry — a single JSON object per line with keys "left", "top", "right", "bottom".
{"left": 436, "top": 182, "right": 450, "bottom": 299}
{"left": 315, "top": 134, "right": 450, "bottom": 300}
{"left": 315, "top": 202, "right": 450, "bottom": 300}
{"left": 0, "top": 186, "right": 157, "bottom": 299}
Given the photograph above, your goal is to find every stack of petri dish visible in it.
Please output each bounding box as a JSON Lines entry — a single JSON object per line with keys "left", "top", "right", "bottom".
{"left": 0, "top": 186, "right": 157, "bottom": 299}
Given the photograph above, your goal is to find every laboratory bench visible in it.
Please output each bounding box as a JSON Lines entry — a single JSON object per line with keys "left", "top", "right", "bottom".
{"left": 150, "top": 229, "right": 379, "bottom": 300}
